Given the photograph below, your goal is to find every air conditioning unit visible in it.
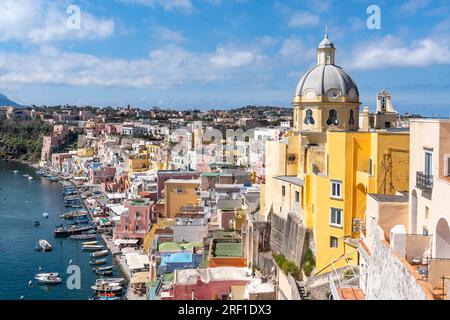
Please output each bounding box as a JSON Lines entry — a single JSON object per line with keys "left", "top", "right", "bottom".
{"left": 353, "top": 218, "right": 363, "bottom": 226}
{"left": 352, "top": 225, "right": 360, "bottom": 233}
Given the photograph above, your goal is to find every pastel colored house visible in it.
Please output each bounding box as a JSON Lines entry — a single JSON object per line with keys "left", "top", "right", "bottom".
{"left": 163, "top": 179, "right": 201, "bottom": 218}
{"left": 113, "top": 199, "right": 154, "bottom": 242}
{"left": 163, "top": 267, "right": 253, "bottom": 300}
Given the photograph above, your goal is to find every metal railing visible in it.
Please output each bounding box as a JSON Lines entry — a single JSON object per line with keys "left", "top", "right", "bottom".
{"left": 416, "top": 172, "right": 433, "bottom": 193}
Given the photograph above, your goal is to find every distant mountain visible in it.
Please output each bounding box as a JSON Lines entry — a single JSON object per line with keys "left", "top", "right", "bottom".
{"left": 0, "top": 94, "right": 23, "bottom": 107}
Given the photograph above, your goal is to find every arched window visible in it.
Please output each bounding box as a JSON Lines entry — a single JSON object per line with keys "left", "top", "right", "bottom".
{"left": 327, "top": 109, "right": 339, "bottom": 126}
{"left": 304, "top": 109, "right": 315, "bottom": 125}
{"left": 349, "top": 110, "right": 355, "bottom": 126}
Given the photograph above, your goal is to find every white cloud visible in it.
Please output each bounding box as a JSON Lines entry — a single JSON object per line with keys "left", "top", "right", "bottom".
{"left": 154, "top": 26, "right": 186, "bottom": 43}
{"left": 288, "top": 11, "right": 320, "bottom": 28}
{"left": 348, "top": 35, "right": 450, "bottom": 69}
{"left": 0, "top": 0, "right": 114, "bottom": 43}
{"left": 0, "top": 44, "right": 269, "bottom": 89}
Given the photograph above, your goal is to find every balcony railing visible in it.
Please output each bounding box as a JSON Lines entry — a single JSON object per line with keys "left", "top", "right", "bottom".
{"left": 416, "top": 172, "right": 433, "bottom": 193}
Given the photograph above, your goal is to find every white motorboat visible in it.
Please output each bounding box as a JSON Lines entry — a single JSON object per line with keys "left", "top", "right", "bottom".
{"left": 42, "top": 212, "right": 49, "bottom": 219}
{"left": 38, "top": 240, "right": 53, "bottom": 251}
{"left": 82, "top": 245, "right": 105, "bottom": 251}
{"left": 35, "top": 273, "right": 62, "bottom": 285}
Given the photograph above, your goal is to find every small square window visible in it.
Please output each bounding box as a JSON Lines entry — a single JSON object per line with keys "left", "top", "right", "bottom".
{"left": 330, "top": 208, "right": 343, "bottom": 228}
{"left": 330, "top": 237, "right": 339, "bottom": 248}
{"left": 331, "top": 180, "right": 342, "bottom": 199}
{"left": 176, "top": 188, "right": 183, "bottom": 194}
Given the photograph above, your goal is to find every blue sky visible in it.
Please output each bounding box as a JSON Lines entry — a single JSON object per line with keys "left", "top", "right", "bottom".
{"left": 0, "top": 0, "right": 449, "bottom": 115}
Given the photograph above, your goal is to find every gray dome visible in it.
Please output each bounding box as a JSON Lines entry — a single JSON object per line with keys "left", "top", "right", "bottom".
{"left": 295, "top": 64, "right": 359, "bottom": 99}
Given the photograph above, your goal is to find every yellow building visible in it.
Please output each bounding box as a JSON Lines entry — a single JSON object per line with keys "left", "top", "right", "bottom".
{"left": 127, "top": 150, "right": 150, "bottom": 174}
{"left": 263, "top": 32, "right": 410, "bottom": 275}
{"left": 164, "top": 179, "right": 201, "bottom": 218}
{"left": 77, "top": 148, "right": 95, "bottom": 158}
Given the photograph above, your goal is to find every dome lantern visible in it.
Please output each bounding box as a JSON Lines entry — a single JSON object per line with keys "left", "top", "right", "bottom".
{"left": 317, "top": 28, "right": 335, "bottom": 65}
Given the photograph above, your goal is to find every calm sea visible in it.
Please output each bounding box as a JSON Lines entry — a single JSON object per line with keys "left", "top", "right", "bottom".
{"left": 0, "top": 161, "right": 118, "bottom": 300}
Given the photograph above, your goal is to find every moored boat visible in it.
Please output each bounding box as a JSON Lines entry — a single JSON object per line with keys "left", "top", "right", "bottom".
{"left": 42, "top": 213, "right": 49, "bottom": 219}
{"left": 82, "top": 245, "right": 105, "bottom": 251}
{"left": 34, "top": 220, "right": 40, "bottom": 227}
{"left": 96, "top": 270, "right": 113, "bottom": 277}
{"left": 90, "top": 259, "right": 107, "bottom": 266}
{"left": 90, "top": 250, "right": 109, "bottom": 258}
{"left": 92, "top": 265, "right": 113, "bottom": 273}
{"left": 70, "top": 233, "right": 97, "bottom": 240}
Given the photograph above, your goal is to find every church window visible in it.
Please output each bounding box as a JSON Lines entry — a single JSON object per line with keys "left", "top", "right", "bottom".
{"left": 304, "top": 109, "right": 315, "bottom": 125}
{"left": 327, "top": 109, "right": 340, "bottom": 126}
{"left": 349, "top": 110, "right": 355, "bottom": 126}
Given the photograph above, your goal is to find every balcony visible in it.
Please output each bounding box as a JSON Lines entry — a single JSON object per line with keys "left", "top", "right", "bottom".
{"left": 416, "top": 172, "right": 433, "bottom": 194}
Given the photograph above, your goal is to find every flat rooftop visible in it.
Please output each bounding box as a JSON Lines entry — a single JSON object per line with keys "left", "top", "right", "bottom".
{"left": 174, "top": 267, "right": 252, "bottom": 285}
{"left": 214, "top": 242, "right": 242, "bottom": 257}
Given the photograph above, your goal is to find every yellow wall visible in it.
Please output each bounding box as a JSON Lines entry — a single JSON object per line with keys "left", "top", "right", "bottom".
{"left": 77, "top": 148, "right": 95, "bottom": 158}
{"left": 127, "top": 151, "right": 150, "bottom": 174}
{"left": 164, "top": 181, "right": 201, "bottom": 218}
{"left": 302, "top": 130, "right": 409, "bottom": 274}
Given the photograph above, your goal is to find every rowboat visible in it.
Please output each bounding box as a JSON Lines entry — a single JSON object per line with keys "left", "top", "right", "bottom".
{"left": 90, "top": 250, "right": 109, "bottom": 258}
{"left": 90, "top": 259, "right": 107, "bottom": 266}
{"left": 34, "top": 221, "right": 40, "bottom": 227}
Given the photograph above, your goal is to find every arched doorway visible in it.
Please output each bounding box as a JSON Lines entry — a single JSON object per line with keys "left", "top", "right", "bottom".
{"left": 411, "top": 190, "right": 418, "bottom": 234}
{"left": 435, "top": 218, "right": 450, "bottom": 259}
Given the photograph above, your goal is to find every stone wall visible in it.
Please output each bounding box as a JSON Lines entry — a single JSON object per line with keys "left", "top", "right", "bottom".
{"left": 365, "top": 224, "right": 429, "bottom": 300}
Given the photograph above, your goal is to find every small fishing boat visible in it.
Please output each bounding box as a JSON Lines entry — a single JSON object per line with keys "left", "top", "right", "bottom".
{"left": 42, "top": 213, "right": 49, "bottom": 219}
{"left": 33, "top": 221, "right": 40, "bottom": 227}
{"left": 70, "top": 233, "right": 97, "bottom": 240}
{"left": 54, "top": 225, "right": 94, "bottom": 237}
{"left": 90, "top": 250, "right": 109, "bottom": 258}
{"left": 35, "top": 273, "right": 62, "bottom": 285}
{"left": 91, "top": 283, "right": 123, "bottom": 295}
{"left": 37, "top": 240, "right": 53, "bottom": 251}
{"left": 82, "top": 245, "right": 105, "bottom": 252}
{"left": 82, "top": 241, "right": 98, "bottom": 246}
{"left": 13, "top": 170, "right": 19, "bottom": 174}
{"left": 96, "top": 270, "right": 113, "bottom": 277}
{"left": 95, "top": 278, "right": 125, "bottom": 286}
{"left": 92, "top": 265, "right": 113, "bottom": 273}
{"left": 90, "top": 259, "right": 107, "bottom": 266}
{"left": 28, "top": 176, "right": 34, "bottom": 181}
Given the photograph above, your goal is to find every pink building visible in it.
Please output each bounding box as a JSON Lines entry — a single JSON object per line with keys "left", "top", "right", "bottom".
{"left": 89, "top": 166, "right": 116, "bottom": 185}
{"left": 163, "top": 267, "right": 252, "bottom": 300}
{"left": 51, "top": 153, "right": 74, "bottom": 171}
{"left": 113, "top": 199, "right": 154, "bottom": 242}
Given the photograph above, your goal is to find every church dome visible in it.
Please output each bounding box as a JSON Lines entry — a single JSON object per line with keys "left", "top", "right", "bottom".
{"left": 295, "top": 64, "right": 359, "bottom": 100}
{"left": 294, "top": 32, "right": 359, "bottom": 101}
